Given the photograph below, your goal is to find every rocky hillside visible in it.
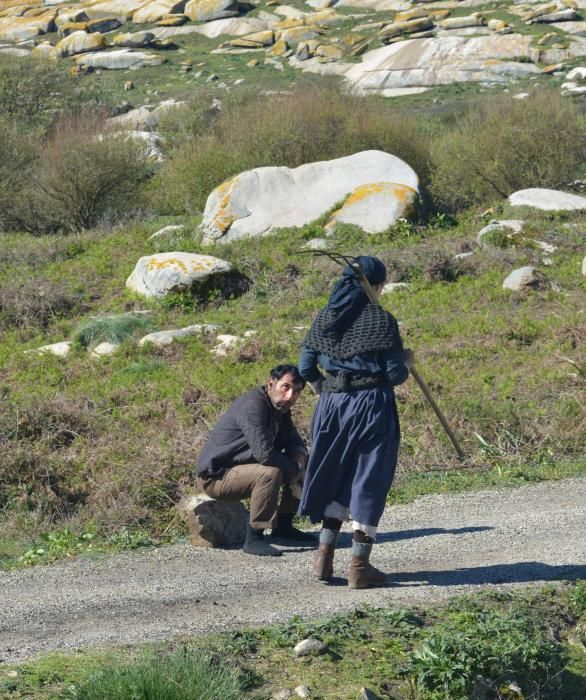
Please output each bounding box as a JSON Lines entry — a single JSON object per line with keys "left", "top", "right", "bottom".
{"left": 1, "top": 0, "right": 586, "bottom": 99}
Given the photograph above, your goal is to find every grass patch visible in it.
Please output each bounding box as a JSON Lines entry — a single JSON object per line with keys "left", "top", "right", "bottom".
{"left": 72, "top": 314, "right": 157, "bottom": 350}
{"left": 3, "top": 584, "right": 585, "bottom": 699}
{"left": 71, "top": 648, "right": 244, "bottom": 700}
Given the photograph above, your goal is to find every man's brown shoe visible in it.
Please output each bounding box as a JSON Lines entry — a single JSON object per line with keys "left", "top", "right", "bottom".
{"left": 347, "top": 555, "right": 387, "bottom": 589}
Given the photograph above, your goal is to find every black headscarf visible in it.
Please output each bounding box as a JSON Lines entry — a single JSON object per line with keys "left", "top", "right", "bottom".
{"left": 323, "top": 255, "right": 387, "bottom": 337}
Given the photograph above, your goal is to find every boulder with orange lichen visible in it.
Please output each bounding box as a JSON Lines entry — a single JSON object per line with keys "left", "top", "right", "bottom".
{"left": 126, "top": 252, "right": 232, "bottom": 299}
{"left": 201, "top": 150, "right": 419, "bottom": 244}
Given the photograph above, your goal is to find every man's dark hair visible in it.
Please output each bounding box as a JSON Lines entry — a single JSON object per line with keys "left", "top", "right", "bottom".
{"left": 269, "top": 364, "right": 306, "bottom": 387}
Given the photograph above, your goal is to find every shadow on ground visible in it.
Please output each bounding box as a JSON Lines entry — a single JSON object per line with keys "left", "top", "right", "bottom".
{"left": 390, "top": 562, "right": 586, "bottom": 587}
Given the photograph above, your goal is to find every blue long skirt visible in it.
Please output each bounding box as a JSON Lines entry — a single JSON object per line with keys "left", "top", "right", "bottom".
{"left": 298, "top": 386, "right": 400, "bottom": 527}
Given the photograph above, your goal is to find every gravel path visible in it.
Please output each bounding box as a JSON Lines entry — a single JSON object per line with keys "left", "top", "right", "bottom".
{"left": 1, "top": 477, "right": 584, "bottom": 665}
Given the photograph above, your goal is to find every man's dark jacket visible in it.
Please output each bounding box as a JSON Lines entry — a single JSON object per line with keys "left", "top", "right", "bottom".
{"left": 195, "top": 387, "right": 307, "bottom": 478}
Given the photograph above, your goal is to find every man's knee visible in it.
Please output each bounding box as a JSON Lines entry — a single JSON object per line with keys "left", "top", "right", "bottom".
{"left": 255, "top": 465, "right": 284, "bottom": 488}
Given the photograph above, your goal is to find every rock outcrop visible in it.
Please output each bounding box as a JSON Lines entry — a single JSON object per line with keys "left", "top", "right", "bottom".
{"left": 201, "top": 150, "right": 419, "bottom": 243}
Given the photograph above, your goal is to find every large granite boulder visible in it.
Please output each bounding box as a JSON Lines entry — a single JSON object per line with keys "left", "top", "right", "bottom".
{"left": 57, "top": 30, "right": 106, "bottom": 57}
{"left": 201, "top": 150, "right": 419, "bottom": 243}
{"left": 75, "top": 48, "right": 165, "bottom": 69}
{"left": 184, "top": 0, "right": 239, "bottom": 22}
{"left": 152, "top": 17, "right": 269, "bottom": 39}
{"left": 177, "top": 493, "right": 249, "bottom": 547}
{"left": 132, "top": 0, "right": 187, "bottom": 23}
{"left": 0, "top": 12, "right": 55, "bottom": 41}
{"left": 84, "top": 0, "right": 151, "bottom": 21}
{"left": 111, "top": 30, "right": 156, "bottom": 47}
{"left": 342, "top": 35, "right": 545, "bottom": 94}
{"left": 509, "top": 188, "right": 586, "bottom": 210}
{"left": 126, "top": 251, "right": 232, "bottom": 299}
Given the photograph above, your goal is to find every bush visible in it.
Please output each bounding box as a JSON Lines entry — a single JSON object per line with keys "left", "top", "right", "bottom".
{"left": 152, "top": 84, "right": 432, "bottom": 214}
{"left": 72, "top": 648, "right": 243, "bottom": 700}
{"left": 0, "top": 118, "right": 38, "bottom": 232}
{"left": 409, "top": 603, "right": 566, "bottom": 699}
{"left": 429, "top": 91, "right": 586, "bottom": 212}
{"left": 0, "top": 277, "right": 81, "bottom": 331}
{"left": 0, "top": 56, "right": 73, "bottom": 123}
{"left": 149, "top": 135, "right": 245, "bottom": 216}
{"left": 30, "top": 112, "right": 154, "bottom": 233}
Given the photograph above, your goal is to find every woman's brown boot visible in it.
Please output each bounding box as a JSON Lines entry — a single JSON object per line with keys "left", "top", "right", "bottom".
{"left": 312, "top": 519, "right": 341, "bottom": 582}
{"left": 347, "top": 532, "right": 386, "bottom": 589}
{"left": 313, "top": 543, "right": 335, "bottom": 581}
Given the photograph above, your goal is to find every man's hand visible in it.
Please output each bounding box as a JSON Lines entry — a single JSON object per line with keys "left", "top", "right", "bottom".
{"left": 403, "top": 348, "right": 415, "bottom": 369}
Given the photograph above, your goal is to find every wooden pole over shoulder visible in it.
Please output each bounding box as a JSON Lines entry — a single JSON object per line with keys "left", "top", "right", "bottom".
{"left": 350, "top": 261, "right": 465, "bottom": 460}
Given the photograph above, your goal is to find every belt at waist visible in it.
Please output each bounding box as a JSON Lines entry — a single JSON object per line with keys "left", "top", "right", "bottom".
{"left": 323, "top": 372, "right": 387, "bottom": 393}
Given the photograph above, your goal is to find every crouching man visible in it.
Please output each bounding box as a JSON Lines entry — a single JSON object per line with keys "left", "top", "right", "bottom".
{"left": 195, "top": 365, "right": 316, "bottom": 557}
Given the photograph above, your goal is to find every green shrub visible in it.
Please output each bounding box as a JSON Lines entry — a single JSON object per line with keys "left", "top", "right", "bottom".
{"left": 409, "top": 603, "right": 566, "bottom": 699}
{"left": 72, "top": 313, "right": 156, "bottom": 349}
{"left": 31, "top": 112, "right": 154, "bottom": 233}
{"left": 571, "top": 581, "right": 586, "bottom": 619}
{"left": 429, "top": 91, "right": 586, "bottom": 212}
{"left": 148, "top": 135, "right": 245, "bottom": 216}
{"left": 0, "top": 56, "right": 73, "bottom": 123}
{"left": 0, "top": 277, "right": 81, "bottom": 331}
{"left": 0, "top": 118, "right": 38, "bottom": 232}
{"left": 71, "top": 648, "right": 243, "bottom": 700}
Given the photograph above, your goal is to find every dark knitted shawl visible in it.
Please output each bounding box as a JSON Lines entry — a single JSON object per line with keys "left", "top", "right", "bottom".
{"left": 303, "top": 303, "right": 403, "bottom": 359}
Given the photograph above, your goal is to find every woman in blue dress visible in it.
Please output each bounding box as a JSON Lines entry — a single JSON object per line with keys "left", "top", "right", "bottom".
{"left": 298, "top": 255, "right": 413, "bottom": 588}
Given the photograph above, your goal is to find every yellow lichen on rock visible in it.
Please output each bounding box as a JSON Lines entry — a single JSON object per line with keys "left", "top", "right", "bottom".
{"left": 146, "top": 257, "right": 189, "bottom": 272}
{"left": 267, "top": 38, "right": 288, "bottom": 56}
{"left": 394, "top": 8, "right": 428, "bottom": 22}
{"left": 326, "top": 182, "right": 418, "bottom": 233}
{"left": 213, "top": 176, "right": 240, "bottom": 235}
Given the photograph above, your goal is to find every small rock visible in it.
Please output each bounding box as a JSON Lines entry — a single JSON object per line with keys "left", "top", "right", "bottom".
{"left": 273, "top": 690, "right": 293, "bottom": 700}
{"left": 139, "top": 324, "right": 219, "bottom": 347}
{"left": 534, "top": 240, "right": 556, "bottom": 253}
{"left": 502, "top": 266, "right": 542, "bottom": 291}
{"left": 177, "top": 493, "right": 248, "bottom": 547}
{"left": 28, "top": 341, "right": 72, "bottom": 358}
{"left": 382, "top": 282, "right": 410, "bottom": 294}
{"left": 294, "top": 686, "right": 311, "bottom": 698}
{"left": 294, "top": 639, "right": 327, "bottom": 657}
{"left": 91, "top": 342, "right": 120, "bottom": 357}
{"left": 211, "top": 334, "right": 241, "bottom": 356}
{"left": 303, "top": 238, "right": 329, "bottom": 250}
{"left": 566, "top": 66, "right": 586, "bottom": 82}
{"left": 542, "top": 63, "right": 564, "bottom": 74}
{"left": 124, "top": 80, "right": 134, "bottom": 90}
{"left": 360, "top": 689, "right": 382, "bottom": 700}
{"left": 149, "top": 224, "right": 185, "bottom": 240}
{"left": 477, "top": 219, "right": 524, "bottom": 245}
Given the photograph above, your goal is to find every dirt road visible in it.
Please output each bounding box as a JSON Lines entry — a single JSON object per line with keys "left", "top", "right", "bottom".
{"left": 1, "top": 477, "right": 584, "bottom": 664}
